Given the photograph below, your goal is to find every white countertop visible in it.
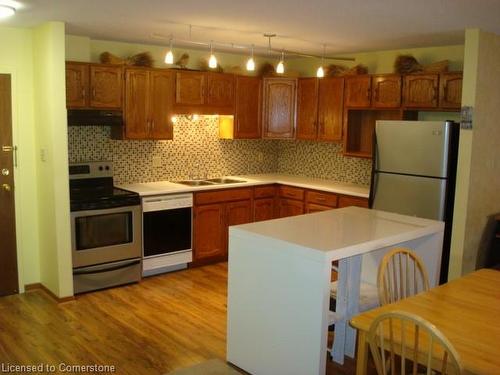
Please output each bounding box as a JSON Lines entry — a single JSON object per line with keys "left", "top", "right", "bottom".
{"left": 229, "top": 206, "right": 444, "bottom": 262}
{"left": 118, "top": 174, "right": 370, "bottom": 198}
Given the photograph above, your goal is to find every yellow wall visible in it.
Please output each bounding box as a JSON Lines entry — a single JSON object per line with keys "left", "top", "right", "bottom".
{"left": 0, "top": 26, "right": 40, "bottom": 290}
{"left": 33, "top": 22, "right": 73, "bottom": 297}
{"left": 450, "top": 29, "right": 500, "bottom": 277}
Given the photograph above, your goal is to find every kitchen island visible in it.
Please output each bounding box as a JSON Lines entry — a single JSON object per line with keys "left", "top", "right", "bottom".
{"left": 226, "top": 207, "right": 444, "bottom": 375}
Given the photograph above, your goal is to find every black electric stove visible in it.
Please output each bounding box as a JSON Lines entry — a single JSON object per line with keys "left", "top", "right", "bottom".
{"left": 69, "top": 162, "right": 139, "bottom": 212}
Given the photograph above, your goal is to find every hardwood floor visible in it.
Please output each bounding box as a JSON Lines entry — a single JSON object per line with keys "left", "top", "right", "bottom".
{"left": 0, "top": 263, "right": 362, "bottom": 374}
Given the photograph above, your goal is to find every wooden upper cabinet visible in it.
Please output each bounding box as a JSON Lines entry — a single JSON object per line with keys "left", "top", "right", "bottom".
{"left": 149, "top": 70, "right": 175, "bottom": 140}
{"left": 262, "top": 78, "right": 297, "bottom": 139}
{"left": 66, "top": 62, "right": 89, "bottom": 108}
{"left": 403, "top": 74, "right": 439, "bottom": 108}
{"left": 439, "top": 72, "right": 462, "bottom": 109}
{"left": 318, "top": 77, "right": 344, "bottom": 142}
{"left": 372, "top": 75, "right": 401, "bottom": 108}
{"left": 89, "top": 65, "right": 123, "bottom": 108}
{"left": 344, "top": 75, "right": 371, "bottom": 108}
{"left": 176, "top": 71, "right": 205, "bottom": 105}
{"left": 296, "top": 78, "right": 319, "bottom": 140}
{"left": 124, "top": 69, "right": 150, "bottom": 139}
{"left": 234, "top": 76, "right": 261, "bottom": 139}
{"left": 207, "top": 73, "right": 234, "bottom": 107}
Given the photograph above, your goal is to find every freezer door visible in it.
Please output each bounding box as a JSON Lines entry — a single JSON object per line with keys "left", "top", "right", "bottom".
{"left": 372, "top": 172, "right": 447, "bottom": 220}
{"left": 375, "top": 121, "right": 452, "bottom": 178}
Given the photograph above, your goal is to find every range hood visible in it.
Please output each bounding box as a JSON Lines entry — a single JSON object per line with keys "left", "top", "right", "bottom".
{"left": 67, "top": 109, "right": 123, "bottom": 126}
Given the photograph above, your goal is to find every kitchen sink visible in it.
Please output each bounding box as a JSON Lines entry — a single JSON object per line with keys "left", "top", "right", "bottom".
{"left": 205, "top": 178, "right": 246, "bottom": 184}
{"left": 174, "top": 180, "right": 217, "bottom": 186}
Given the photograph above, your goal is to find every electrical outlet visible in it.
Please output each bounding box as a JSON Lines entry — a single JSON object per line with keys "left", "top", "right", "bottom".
{"left": 152, "top": 156, "right": 162, "bottom": 168}
{"left": 40, "top": 148, "right": 47, "bottom": 162}
{"left": 257, "top": 152, "right": 264, "bottom": 163}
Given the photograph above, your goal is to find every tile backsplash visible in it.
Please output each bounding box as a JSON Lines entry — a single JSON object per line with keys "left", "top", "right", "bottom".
{"left": 68, "top": 116, "right": 371, "bottom": 185}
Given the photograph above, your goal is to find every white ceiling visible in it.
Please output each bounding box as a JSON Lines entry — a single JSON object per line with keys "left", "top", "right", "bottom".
{"left": 3, "top": 0, "right": 500, "bottom": 55}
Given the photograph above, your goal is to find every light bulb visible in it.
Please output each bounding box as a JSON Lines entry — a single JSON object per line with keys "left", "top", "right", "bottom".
{"left": 208, "top": 54, "right": 217, "bottom": 68}
{"left": 276, "top": 60, "right": 284, "bottom": 74}
{"left": 0, "top": 5, "right": 15, "bottom": 18}
{"left": 165, "top": 50, "right": 174, "bottom": 64}
{"left": 246, "top": 57, "right": 255, "bottom": 71}
{"left": 316, "top": 66, "right": 324, "bottom": 78}
{"left": 171, "top": 116, "right": 178, "bottom": 124}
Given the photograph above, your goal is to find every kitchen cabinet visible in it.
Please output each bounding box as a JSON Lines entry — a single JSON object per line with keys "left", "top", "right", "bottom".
{"left": 277, "top": 185, "right": 304, "bottom": 218}
{"left": 296, "top": 78, "right": 319, "bottom": 140}
{"left": 439, "top": 72, "right": 462, "bottom": 109}
{"left": 207, "top": 72, "right": 234, "bottom": 108}
{"left": 193, "top": 188, "right": 252, "bottom": 262}
{"left": 234, "top": 76, "right": 262, "bottom": 139}
{"left": 344, "top": 75, "right": 371, "bottom": 108}
{"left": 338, "top": 195, "right": 369, "bottom": 208}
{"left": 403, "top": 74, "right": 439, "bottom": 108}
{"left": 305, "top": 190, "right": 338, "bottom": 213}
{"left": 253, "top": 185, "right": 276, "bottom": 222}
{"left": 175, "top": 71, "right": 205, "bottom": 106}
{"left": 122, "top": 68, "right": 175, "bottom": 140}
{"left": 262, "top": 78, "right": 297, "bottom": 139}
{"left": 317, "top": 77, "right": 344, "bottom": 141}
{"left": 371, "top": 75, "right": 402, "bottom": 108}
{"left": 65, "top": 62, "right": 122, "bottom": 109}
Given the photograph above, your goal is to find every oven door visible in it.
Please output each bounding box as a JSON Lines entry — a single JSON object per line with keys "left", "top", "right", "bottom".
{"left": 71, "top": 205, "right": 142, "bottom": 268}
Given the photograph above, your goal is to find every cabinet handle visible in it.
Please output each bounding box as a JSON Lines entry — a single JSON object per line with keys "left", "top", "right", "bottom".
{"left": 92, "top": 88, "right": 96, "bottom": 99}
{"left": 366, "top": 88, "right": 371, "bottom": 100}
{"left": 151, "top": 120, "right": 155, "bottom": 131}
{"left": 81, "top": 88, "right": 85, "bottom": 99}
{"left": 374, "top": 87, "right": 379, "bottom": 101}
{"left": 316, "top": 197, "right": 326, "bottom": 202}
{"left": 443, "top": 84, "right": 448, "bottom": 100}
{"left": 433, "top": 86, "right": 438, "bottom": 102}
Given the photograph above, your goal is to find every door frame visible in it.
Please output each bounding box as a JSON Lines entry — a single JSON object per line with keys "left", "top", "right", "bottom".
{"left": 1, "top": 67, "right": 26, "bottom": 293}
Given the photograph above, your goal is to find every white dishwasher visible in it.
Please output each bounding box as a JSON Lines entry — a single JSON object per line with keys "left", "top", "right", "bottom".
{"left": 142, "top": 193, "right": 193, "bottom": 276}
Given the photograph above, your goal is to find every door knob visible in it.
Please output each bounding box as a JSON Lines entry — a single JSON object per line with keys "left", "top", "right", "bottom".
{"left": 2, "top": 183, "right": 11, "bottom": 192}
{"left": 1, "top": 168, "right": 9, "bottom": 176}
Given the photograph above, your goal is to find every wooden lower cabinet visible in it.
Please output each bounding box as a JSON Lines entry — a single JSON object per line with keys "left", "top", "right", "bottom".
{"left": 338, "top": 195, "right": 369, "bottom": 208}
{"left": 193, "top": 203, "right": 225, "bottom": 260}
{"left": 306, "top": 203, "right": 335, "bottom": 213}
{"left": 254, "top": 198, "right": 276, "bottom": 222}
{"left": 278, "top": 198, "right": 304, "bottom": 218}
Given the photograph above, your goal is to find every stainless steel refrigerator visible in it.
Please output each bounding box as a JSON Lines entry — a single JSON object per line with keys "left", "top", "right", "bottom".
{"left": 369, "top": 120, "right": 460, "bottom": 283}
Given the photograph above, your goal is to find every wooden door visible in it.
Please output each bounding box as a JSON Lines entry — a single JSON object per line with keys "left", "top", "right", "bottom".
{"left": 296, "top": 78, "right": 319, "bottom": 140}
{"left": 194, "top": 203, "right": 225, "bottom": 260}
{"left": 234, "top": 76, "right": 261, "bottom": 139}
{"left": 175, "top": 71, "right": 205, "bottom": 105}
{"left": 372, "top": 75, "right": 401, "bottom": 108}
{"left": 253, "top": 198, "right": 276, "bottom": 222}
{"left": 65, "top": 62, "right": 88, "bottom": 108}
{"left": 149, "top": 70, "right": 174, "bottom": 140}
{"left": 89, "top": 65, "right": 123, "bottom": 108}
{"left": 403, "top": 74, "right": 439, "bottom": 108}
{"left": 439, "top": 72, "right": 462, "bottom": 109}
{"left": 262, "top": 78, "right": 297, "bottom": 139}
{"left": 278, "top": 198, "right": 304, "bottom": 218}
{"left": 225, "top": 200, "right": 253, "bottom": 251}
{"left": 0, "top": 75, "right": 19, "bottom": 296}
{"left": 344, "top": 75, "right": 371, "bottom": 108}
{"left": 207, "top": 73, "right": 234, "bottom": 107}
{"left": 318, "top": 77, "right": 344, "bottom": 142}
{"left": 124, "top": 69, "right": 150, "bottom": 139}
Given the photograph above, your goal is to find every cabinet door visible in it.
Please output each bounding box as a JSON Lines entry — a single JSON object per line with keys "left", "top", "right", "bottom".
{"left": 149, "top": 70, "right": 174, "bottom": 140}
{"left": 403, "top": 74, "right": 438, "bottom": 108}
{"left": 66, "top": 63, "right": 88, "bottom": 108}
{"left": 372, "top": 75, "right": 401, "bottom": 108}
{"left": 254, "top": 198, "right": 276, "bottom": 222}
{"left": 124, "top": 69, "right": 150, "bottom": 139}
{"left": 262, "top": 78, "right": 297, "bottom": 139}
{"left": 207, "top": 73, "right": 234, "bottom": 107}
{"left": 338, "top": 195, "right": 369, "bottom": 208}
{"left": 439, "top": 72, "right": 462, "bottom": 109}
{"left": 194, "top": 203, "right": 225, "bottom": 260}
{"left": 234, "top": 76, "right": 261, "bottom": 139}
{"left": 175, "top": 71, "right": 205, "bottom": 105}
{"left": 278, "top": 198, "right": 304, "bottom": 218}
{"left": 296, "top": 78, "right": 319, "bottom": 140}
{"left": 89, "top": 66, "right": 123, "bottom": 108}
{"left": 344, "top": 76, "right": 371, "bottom": 108}
{"left": 305, "top": 203, "right": 335, "bottom": 213}
{"left": 318, "top": 77, "right": 344, "bottom": 141}
{"left": 225, "top": 200, "right": 253, "bottom": 252}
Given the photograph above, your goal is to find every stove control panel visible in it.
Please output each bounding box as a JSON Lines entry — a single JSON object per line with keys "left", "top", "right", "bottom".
{"left": 69, "top": 161, "right": 113, "bottom": 180}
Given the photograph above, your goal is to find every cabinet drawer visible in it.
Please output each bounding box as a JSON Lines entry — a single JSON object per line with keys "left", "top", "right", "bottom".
{"left": 338, "top": 195, "right": 369, "bottom": 208}
{"left": 278, "top": 185, "right": 305, "bottom": 200}
{"left": 306, "top": 203, "right": 335, "bottom": 214}
{"left": 254, "top": 185, "right": 276, "bottom": 199}
{"left": 195, "top": 188, "right": 252, "bottom": 205}
{"left": 305, "top": 190, "right": 338, "bottom": 207}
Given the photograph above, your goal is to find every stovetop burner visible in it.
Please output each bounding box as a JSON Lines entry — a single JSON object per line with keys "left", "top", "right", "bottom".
{"left": 69, "top": 162, "right": 139, "bottom": 212}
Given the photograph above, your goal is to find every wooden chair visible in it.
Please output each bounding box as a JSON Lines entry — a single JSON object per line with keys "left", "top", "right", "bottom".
{"left": 367, "top": 311, "right": 462, "bottom": 375}
{"left": 377, "top": 247, "right": 430, "bottom": 306}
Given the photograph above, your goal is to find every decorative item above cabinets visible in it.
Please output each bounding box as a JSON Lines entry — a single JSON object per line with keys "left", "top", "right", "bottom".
{"left": 65, "top": 62, "right": 123, "bottom": 110}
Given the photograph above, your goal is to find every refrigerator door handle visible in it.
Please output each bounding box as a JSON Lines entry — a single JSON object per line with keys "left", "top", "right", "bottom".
{"left": 369, "top": 132, "right": 378, "bottom": 208}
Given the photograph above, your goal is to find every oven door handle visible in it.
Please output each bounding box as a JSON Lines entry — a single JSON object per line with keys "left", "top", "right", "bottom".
{"left": 73, "top": 259, "right": 141, "bottom": 275}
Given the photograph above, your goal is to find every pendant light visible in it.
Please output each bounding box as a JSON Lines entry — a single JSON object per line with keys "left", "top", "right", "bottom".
{"left": 316, "top": 44, "right": 325, "bottom": 78}
{"left": 164, "top": 37, "right": 174, "bottom": 64}
{"left": 0, "top": 5, "right": 15, "bottom": 18}
{"left": 208, "top": 41, "right": 217, "bottom": 68}
{"left": 276, "top": 51, "right": 285, "bottom": 74}
{"left": 246, "top": 45, "right": 255, "bottom": 71}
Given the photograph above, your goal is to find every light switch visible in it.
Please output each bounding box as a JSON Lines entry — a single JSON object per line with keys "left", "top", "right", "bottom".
{"left": 40, "top": 148, "right": 47, "bottom": 162}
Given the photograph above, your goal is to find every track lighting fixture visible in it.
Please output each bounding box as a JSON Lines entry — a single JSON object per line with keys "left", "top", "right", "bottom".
{"left": 246, "top": 45, "right": 255, "bottom": 71}
{"left": 165, "top": 37, "right": 174, "bottom": 64}
{"left": 276, "top": 51, "right": 285, "bottom": 74}
{"left": 208, "top": 42, "right": 217, "bottom": 68}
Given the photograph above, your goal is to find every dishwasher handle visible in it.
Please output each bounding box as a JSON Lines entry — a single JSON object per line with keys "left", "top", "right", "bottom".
{"left": 142, "top": 194, "right": 193, "bottom": 212}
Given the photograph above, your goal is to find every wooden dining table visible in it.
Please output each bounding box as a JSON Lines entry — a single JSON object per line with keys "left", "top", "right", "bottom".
{"left": 350, "top": 268, "right": 500, "bottom": 375}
